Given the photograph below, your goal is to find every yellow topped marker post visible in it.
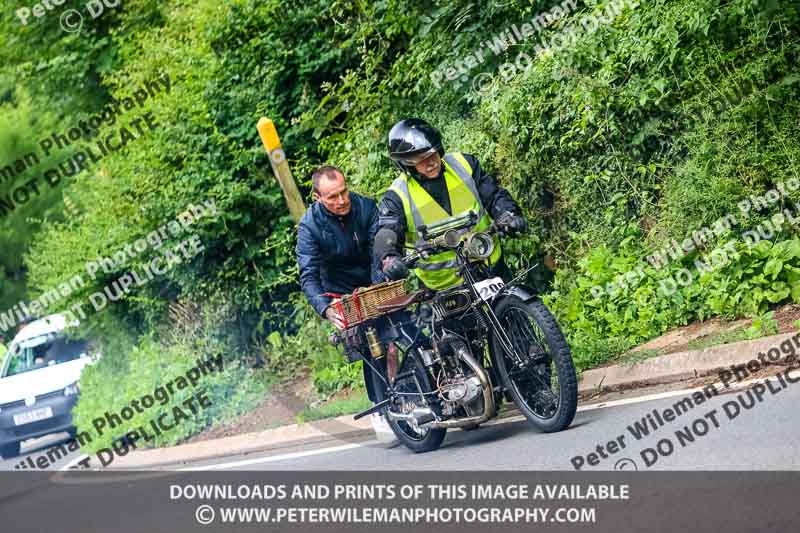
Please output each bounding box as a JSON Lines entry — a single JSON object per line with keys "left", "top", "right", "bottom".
{"left": 256, "top": 118, "right": 306, "bottom": 223}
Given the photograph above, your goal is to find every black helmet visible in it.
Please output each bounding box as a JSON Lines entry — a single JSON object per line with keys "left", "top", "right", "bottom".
{"left": 387, "top": 118, "right": 444, "bottom": 176}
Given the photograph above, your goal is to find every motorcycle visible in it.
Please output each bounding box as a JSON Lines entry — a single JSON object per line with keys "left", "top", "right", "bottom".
{"left": 332, "top": 210, "right": 577, "bottom": 453}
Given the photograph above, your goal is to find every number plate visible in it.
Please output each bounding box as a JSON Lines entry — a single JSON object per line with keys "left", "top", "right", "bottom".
{"left": 475, "top": 277, "right": 505, "bottom": 301}
{"left": 13, "top": 407, "right": 54, "bottom": 426}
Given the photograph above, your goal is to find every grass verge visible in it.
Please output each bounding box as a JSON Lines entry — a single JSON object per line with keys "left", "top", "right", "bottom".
{"left": 296, "top": 392, "right": 372, "bottom": 424}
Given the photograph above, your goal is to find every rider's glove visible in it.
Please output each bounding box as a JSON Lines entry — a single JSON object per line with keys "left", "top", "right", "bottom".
{"left": 383, "top": 255, "right": 409, "bottom": 281}
{"left": 496, "top": 211, "right": 528, "bottom": 236}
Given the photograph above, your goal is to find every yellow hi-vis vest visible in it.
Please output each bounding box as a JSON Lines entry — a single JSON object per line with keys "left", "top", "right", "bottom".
{"left": 389, "top": 152, "right": 502, "bottom": 290}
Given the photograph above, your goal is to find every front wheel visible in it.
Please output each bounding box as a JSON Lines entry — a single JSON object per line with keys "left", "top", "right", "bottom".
{"left": 491, "top": 296, "right": 577, "bottom": 433}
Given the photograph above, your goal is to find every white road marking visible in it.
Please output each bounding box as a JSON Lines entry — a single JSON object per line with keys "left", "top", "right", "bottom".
{"left": 61, "top": 454, "right": 90, "bottom": 471}
{"left": 577, "top": 369, "right": 800, "bottom": 412}
{"left": 492, "top": 369, "right": 800, "bottom": 426}
{"left": 191, "top": 386, "right": 723, "bottom": 470}
{"left": 178, "top": 442, "right": 374, "bottom": 471}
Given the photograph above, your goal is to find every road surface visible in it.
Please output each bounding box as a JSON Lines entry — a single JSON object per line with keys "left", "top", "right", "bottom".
{"left": 179, "top": 373, "right": 800, "bottom": 471}
{"left": 2, "top": 372, "right": 797, "bottom": 472}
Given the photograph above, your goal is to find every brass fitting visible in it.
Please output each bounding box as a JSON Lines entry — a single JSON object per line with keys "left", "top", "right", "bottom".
{"left": 365, "top": 326, "right": 384, "bottom": 359}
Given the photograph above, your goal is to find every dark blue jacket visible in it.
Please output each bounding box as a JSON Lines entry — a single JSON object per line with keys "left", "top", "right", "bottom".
{"left": 296, "top": 193, "right": 379, "bottom": 316}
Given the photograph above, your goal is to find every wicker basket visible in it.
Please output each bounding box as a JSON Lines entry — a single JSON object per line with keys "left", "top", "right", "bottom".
{"left": 331, "top": 280, "right": 407, "bottom": 327}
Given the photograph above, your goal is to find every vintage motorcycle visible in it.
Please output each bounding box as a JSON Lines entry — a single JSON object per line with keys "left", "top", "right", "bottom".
{"left": 331, "top": 211, "right": 577, "bottom": 453}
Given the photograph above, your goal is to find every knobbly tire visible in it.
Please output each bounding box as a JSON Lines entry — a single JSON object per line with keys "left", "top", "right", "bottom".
{"left": 374, "top": 353, "right": 446, "bottom": 453}
{"left": 491, "top": 296, "right": 577, "bottom": 433}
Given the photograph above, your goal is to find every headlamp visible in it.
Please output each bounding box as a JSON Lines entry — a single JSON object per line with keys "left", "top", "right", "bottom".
{"left": 464, "top": 232, "right": 495, "bottom": 260}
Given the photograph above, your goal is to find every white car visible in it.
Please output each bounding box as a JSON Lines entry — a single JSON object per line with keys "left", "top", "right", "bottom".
{"left": 0, "top": 315, "right": 94, "bottom": 459}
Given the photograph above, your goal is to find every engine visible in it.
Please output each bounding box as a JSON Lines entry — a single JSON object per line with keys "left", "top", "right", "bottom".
{"left": 434, "top": 336, "right": 487, "bottom": 418}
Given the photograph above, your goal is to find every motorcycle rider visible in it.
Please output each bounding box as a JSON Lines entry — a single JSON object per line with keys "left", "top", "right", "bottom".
{"left": 375, "top": 118, "right": 528, "bottom": 288}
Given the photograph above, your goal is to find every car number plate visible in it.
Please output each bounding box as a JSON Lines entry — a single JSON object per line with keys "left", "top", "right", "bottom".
{"left": 475, "top": 277, "right": 505, "bottom": 301}
{"left": 13, "top": 407, "right": 54, "bottom": 426}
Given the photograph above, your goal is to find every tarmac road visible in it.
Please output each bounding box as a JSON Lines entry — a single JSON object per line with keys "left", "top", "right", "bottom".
{"left": 2, "top": 375, "right": 799, "bottom": 533}
{"left": 3, "top": 371, "right": 797, "bottom": 473}
{"left": 178, "top": 373, "right": 800, "bottom": 471}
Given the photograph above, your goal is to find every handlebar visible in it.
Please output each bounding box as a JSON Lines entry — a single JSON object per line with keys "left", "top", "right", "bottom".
{"left": 383, "top": 210, "right": 525, "bottom": 276}
{"left": 399, "top": 222, "right": 508, "bottom": 268}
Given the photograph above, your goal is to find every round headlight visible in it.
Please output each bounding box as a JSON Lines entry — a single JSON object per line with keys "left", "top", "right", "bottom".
{"left": 465, "top": 232, "right": 495, "bottom": 259}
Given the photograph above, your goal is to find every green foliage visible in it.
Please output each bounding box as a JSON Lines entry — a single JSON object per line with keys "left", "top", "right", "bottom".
{"left": 546, "top": 234, "right": 800, "bottom": 367}
{"left": 0, "top": 87, "right": 73, "bottom": 312}
{"left": 617, "top": 348, "right": 662, "bottom": 367}
{"left": 262, "top": 293, "right": 363, "bottom": 396}
{"left": 684, "top": 312, "right": 778, "bottom": 351}
{"left": 296, "top": 392, "right": 372, "bottom": 424}
{"left": 0, "top": 0, "right": 162, "bottom": 111}
{"left": 71, "top": 301, "right": 268, "bottom": 454}
{"left": 744, "top": 311, "right": 779, "bottom": 339}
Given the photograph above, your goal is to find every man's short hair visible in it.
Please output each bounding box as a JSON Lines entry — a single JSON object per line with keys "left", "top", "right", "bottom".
{"left": 311, "top": 165, "right": 344, "bottom": 193}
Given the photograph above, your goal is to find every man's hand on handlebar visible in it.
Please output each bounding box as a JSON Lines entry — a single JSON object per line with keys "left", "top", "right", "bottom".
{"left": 382, "top": 255, "right": 410, "bottom": 281}
{"left": 494, "top": 211, "right": 528, "bottom": 237}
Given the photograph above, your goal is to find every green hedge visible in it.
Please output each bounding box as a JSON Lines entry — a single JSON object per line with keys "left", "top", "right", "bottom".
{"left": 71, "top": 301, "right": 268, "bottom": 453}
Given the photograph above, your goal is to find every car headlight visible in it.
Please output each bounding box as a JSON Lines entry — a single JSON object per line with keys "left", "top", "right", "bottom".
{"left": 64, "top": 383, "right": 80, "bottom": 396}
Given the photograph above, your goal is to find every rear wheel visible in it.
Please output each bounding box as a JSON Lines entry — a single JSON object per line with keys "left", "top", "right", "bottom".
{"left": 374, "top": 353, "right": 446, "bottom": 453}
{"left": 491, "top": 296, "right": 577, "bottom": 433}
{"left": 0, "top": 441, "right": 20, "bottom": 459}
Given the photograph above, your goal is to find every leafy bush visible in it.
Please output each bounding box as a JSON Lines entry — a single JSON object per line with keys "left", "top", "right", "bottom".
{"left": 262, "top": 293, "right": 364, "bottom": 396}
{"left": 546, "top": 234, "right": 800, "bottom": 367}
{"left": 71, "top": 300, "right": 268, "bottom": 453}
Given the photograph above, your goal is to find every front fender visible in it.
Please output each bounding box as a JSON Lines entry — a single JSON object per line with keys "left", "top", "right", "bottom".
{"left": 494, "top": 283, "right": 538, "bottom": 305}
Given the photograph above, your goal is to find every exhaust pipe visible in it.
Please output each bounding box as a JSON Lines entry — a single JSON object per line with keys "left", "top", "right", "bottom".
{"left": 385, "top": 347, "right": 495, "bottom": 430}
{"left": 423, "top": 347, "right": 495, "bottom": 429}
{"left": 386, "top": 406, "right": 436, "bottom": 426}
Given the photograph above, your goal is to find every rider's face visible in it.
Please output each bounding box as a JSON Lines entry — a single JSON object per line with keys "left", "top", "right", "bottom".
{"left": 413, "top": 152, "right": 442, "bottom": 179}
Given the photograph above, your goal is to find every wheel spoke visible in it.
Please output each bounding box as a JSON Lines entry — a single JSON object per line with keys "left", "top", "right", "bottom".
{"left": 500, "top": 307, "right": 562, "bottom": 420}
{"left": 389, "top": 369, "right": 430, "bottom": 440}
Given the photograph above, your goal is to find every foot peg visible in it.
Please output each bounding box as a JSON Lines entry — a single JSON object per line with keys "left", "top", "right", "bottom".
{"left": 353, "top": 399, "right": 390, "bottom": 420}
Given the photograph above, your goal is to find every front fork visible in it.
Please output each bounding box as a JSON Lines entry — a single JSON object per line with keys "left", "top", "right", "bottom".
{"left": 460, "top": 261, "right": 525, "bottom": 366}
{"left": 472, "top": 283, "right": 553, "bottom": 393}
